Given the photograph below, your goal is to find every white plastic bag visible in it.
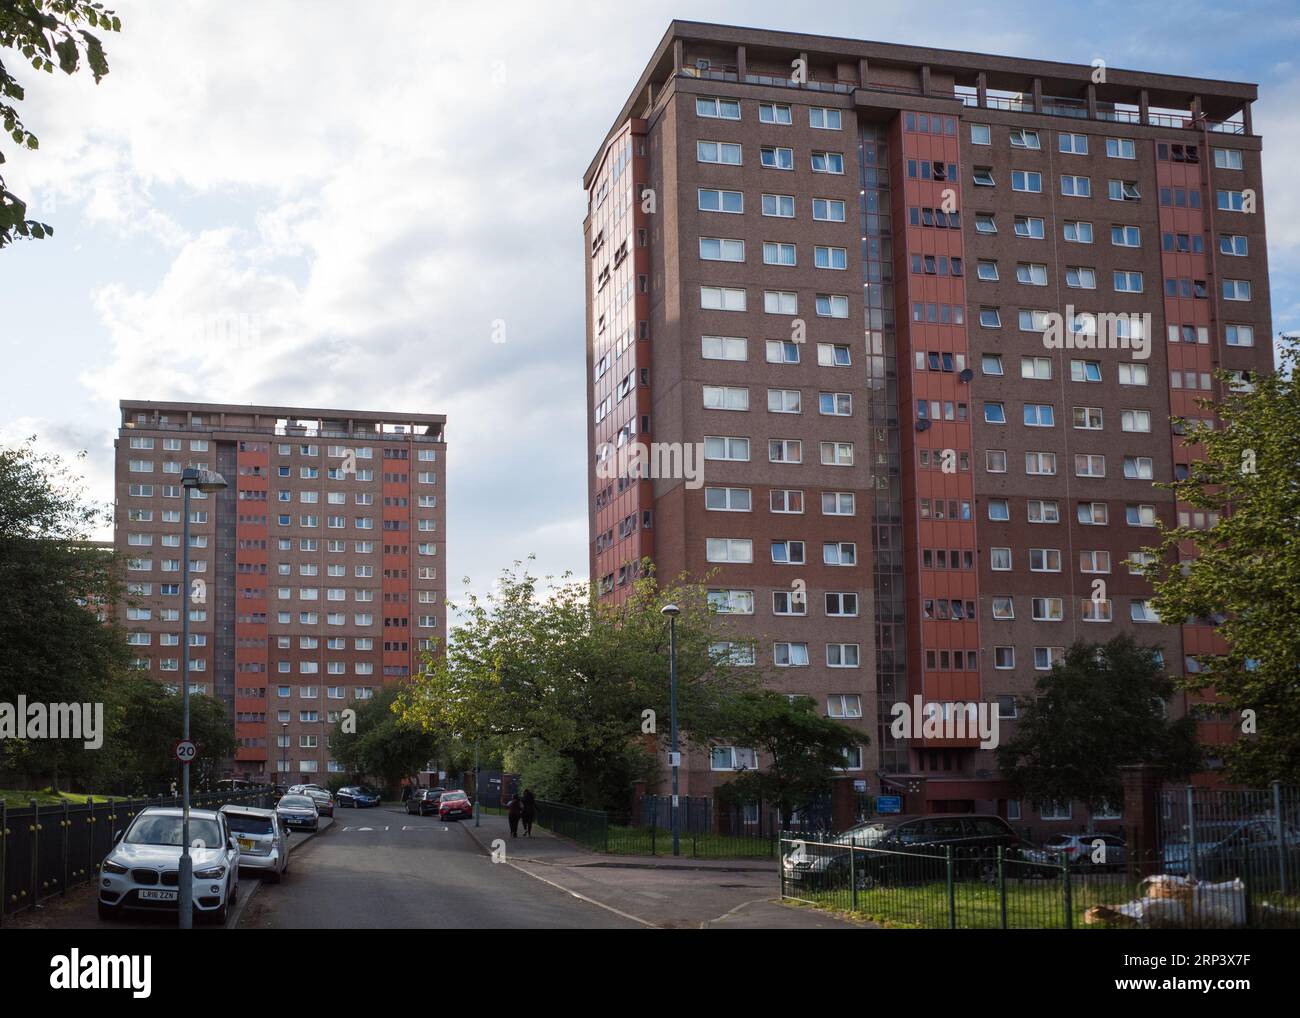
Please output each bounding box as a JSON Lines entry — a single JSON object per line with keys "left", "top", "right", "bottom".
{"left": 1192, "top": 879, "right": 1247, "bottom": 927}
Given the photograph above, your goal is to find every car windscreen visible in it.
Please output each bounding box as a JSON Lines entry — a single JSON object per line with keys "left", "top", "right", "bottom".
{"left": 226, "top": 815, "right": 275, "bottom": 835}
{"left": 279, "top": 796, "right": 314, "bottom": 808}
{"left": 441, "top": 792, "right": 465, "bottom": 801}
{"left": 126, "top": 815, "right": 223, "bottom": 848}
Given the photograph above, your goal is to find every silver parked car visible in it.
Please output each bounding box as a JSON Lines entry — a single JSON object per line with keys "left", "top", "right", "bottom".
{"left": 98, "top": 807, "right": 240, "bottom": 923}
{"left": 275, "top": 794, "right": 320, "bottom": 832}
{"left": 220, "top": 804, "right": 289, "bottom": 881}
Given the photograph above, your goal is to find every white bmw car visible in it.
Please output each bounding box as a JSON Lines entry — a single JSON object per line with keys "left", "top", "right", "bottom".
{"left": 98, "top": 807, "right": 240, "bottom": 923}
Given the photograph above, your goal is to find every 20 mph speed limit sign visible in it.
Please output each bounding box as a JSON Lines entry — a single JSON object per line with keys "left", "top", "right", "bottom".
{"left": 174, "top": 740, "right": 197, "bottom": 763}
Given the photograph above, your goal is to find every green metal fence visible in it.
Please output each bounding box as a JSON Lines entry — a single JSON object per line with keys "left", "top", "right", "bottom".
{"left": 529, "top": 800, "right": 778, "bottom": 858}
{"left": 0, "top": 785, "right": 278, "bottom": 923}
{"left": 779, "top": 835, "right": 1300, "bottom": 929}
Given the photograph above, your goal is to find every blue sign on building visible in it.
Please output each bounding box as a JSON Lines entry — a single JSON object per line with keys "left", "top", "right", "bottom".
{"left": 876, "top": 794, "right": 902, "bottom": 814}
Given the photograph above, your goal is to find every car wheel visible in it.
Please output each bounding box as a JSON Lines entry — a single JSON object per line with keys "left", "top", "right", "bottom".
{"left": 267, "top": 867, "right": 281, "bottom": 884}
{"left": 97, "top": 900, "right": 120, "bottom": 921}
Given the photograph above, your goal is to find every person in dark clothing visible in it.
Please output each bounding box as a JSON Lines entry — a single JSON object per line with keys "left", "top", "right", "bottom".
{"left": 507, "top": 793, "right": 523, "bottom": 837}
{"left": 520, "top": 788, "right": 536, "bottom": 836}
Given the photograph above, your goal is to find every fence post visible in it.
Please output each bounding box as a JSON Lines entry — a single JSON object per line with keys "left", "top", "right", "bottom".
{"left": 1186, "top": 785, "right": 1199, "bottom": 882}
{"left": 997, "top": 846, "right": 1008, "bottom": 930}
{"left": 945, "top": 846, "right": 956, "bottom": 929}
{"left": 61, "top": 800, "right": 70, "bottom": 897}
{"left": 1240, "top": 837, "right": 1253, "bottom": 927}
{"left": 1061, "top": 856, "right": 1074, "bottom": 929}
{"left": 0, "top": 799, "right": 7, "bottom": 926}
{"left": 650, "top": 819, "right": 656, "bottom": 857}
{"left": 779, "top": 837, "right": 785, "bottom": 899}
{"left": 850, "top": 844, "right": 858, "bottom": 911}
{"left": 1272, "top": 780, "right": 1288, "bottom": 897}
{"left": 29, "top": 798, "right": 39, "bottom": 908}
{"left": 86, "top": 797, "right": 96, "bottom": 883}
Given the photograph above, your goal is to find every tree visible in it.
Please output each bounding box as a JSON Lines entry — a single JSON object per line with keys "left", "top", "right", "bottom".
{"left": 331, "top": 683, "right": 444, "bottom": 795}
{"left": 711, "top": 691, "right": 862, "bottom": 827}
{"left": 395, "top": 561, "right": 756, "bottom": 811}
{"left": 1, "top": 0, "right": 120, "bottom": 247}
{"left": 0, "top": 439, "right": 127, "bottom": 789}
{"left": 1146, "top": 340, "right": 1300, "bottom": 784}
{"left": 996, "top": 635, "right": 1202, "bottom": 813}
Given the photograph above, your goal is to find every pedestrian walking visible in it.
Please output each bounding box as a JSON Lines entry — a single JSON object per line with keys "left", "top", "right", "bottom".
{"left": 507, "top": 792, "right": 523, "bottom": 838}
{"left": 520, "top": 788, "right": 536, "bottom": 837}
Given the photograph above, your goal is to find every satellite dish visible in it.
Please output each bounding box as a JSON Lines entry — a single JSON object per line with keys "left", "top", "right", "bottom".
{"left": 915, "top": 419, "right": 932, "bottom": 432}
{"left": 958, "top": 368, "right": 974, "bottom": 382}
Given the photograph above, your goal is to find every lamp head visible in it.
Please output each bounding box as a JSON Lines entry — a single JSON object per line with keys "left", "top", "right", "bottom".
{"left": 182, "top": 467, "right": 228, "bottom": 493}
{"left": 660, "top": 603, "right": 680, "bottom": 619}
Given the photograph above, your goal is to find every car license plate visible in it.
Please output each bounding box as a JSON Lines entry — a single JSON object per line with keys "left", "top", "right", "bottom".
{"left": 237, "top": 837, "right": 255, "bottom": 850}
{"left": 139, "top": 889, "right": 177, "bottom": 901}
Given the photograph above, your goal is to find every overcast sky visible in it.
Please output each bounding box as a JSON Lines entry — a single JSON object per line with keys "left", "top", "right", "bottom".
{"left": 3, "top": 0, "right": 1298, "bottom": 609}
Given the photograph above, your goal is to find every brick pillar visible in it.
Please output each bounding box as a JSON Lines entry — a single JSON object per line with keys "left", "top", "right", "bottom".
{"left": 831, "top": 778, "right": 855, "bottom": 831}
{"left": 1121, "top": 764, "right": 1164, "bottom": 877}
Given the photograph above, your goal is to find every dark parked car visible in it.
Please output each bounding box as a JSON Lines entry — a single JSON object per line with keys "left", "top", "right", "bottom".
{"left": 1163, "top": 820, "right": 1300, "bottom": 880}
{"left": 274, "top": 795, "right": 319, "bottom": 832}
{"left": 336, "top": 786, "right": 381, "bottom": 809}
{"left": 783, "top": 814, "right": 1022, "bottom": 890}
{"left": 406, "top": 788, "right": 445, "bottom": 816}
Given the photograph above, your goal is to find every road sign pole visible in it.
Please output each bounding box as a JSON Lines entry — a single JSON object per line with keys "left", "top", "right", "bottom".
{"left": 179, "top": 485, "right": 193, "bottom": 930}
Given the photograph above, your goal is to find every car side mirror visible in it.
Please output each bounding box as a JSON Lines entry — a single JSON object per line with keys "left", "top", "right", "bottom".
{"left": 113, "top": 828, "right": 125, "bottom": 844}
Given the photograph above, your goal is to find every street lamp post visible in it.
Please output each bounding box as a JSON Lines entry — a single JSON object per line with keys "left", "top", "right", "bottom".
{"left": 660, "top": 604, "right": 681, "bottom": 857}
{"left": 281, "top": 723, "right": 288, "bottom": 784}
{"left": 178, "top": 466, "right": 227, "bottom": 930}
{"left": 474, "top": 742, "right": 480, "bottom": 828}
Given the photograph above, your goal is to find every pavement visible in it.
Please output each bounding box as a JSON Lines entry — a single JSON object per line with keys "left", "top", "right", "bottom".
{"left": 461, "top": 811, "right": 865, "bottom": 929}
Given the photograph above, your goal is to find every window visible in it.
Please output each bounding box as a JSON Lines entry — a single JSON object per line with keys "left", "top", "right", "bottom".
{"left": 767, "top": 388, "right": 801, "bottom": 413}
{"left": 1225, "top": 325, "right": 1254, "bottom": 347}
{"left": 825, "top": 592, "right": 858, "bottom": 617}
{"left": 823, "top": 542, "right": 856, "bottom": 566}
{"left": 812, "top": 198, "right": 846, "bottom": 222}
{"left": 770, "top": 489, "right": 803, "bottom": 513}
{"left": 1114, "top": 271, "right": 1144, "bottom": 293}
{"left": 708, "top": 589, "right": 754, "bottom": 614}
{"left": 698, "top": 188, "right": 744, "bottom": 213}
{"left": 976, "top": 259, "right": 999, "bottom": 281}
{"left": 970, "top": 123, "right": 991, "bottom": 145}
{"left": 1021, "top": 356, "right": 1052, "bottom": 380}
{"left": 1080, "top": 550, "right": 1111, "bottom": 573}
{"left": 697, "top": 140, "right": 742, "bottom": 165}
{"left": 1213, "top": 147, "right": 1243, "bottom": 170}
{"left": 826, "top": 644, "right": 860, "bottom": 668}
{"left": 1222, "top": 279, "right": 1251, "bottom": 301}
{"left": 822, "top": 491, "right": 854, "bottom": 515}
{"left": 1071, "top": 359, "right": 1102, "bottom": 382}
{"left": 1073, "top": 407, "right": 1104, "bottom": 430}
{"left": 1059, "top": 133, "right": 1088, "bottom": 154}
{"left": 1123, "top": 456, "right": 1154, "bottom": 480}
{"left": 1219, "top": 234, "right": 1248, "bottom": 257}
{"left": 988, "top": 499, "right": 1010, "bottom": 521}
{"left": 760, "top": 146, "right": 794, "bottom": 170}
{"left": 1032, "top": 597, "right": 1065, "bottom": 622}
{"left": 1121, "top": 409, "right": 1150, "bottom": 433}
{"left": 696, "top": 97, "right": 740, "bottom": 120}
{"left": 1119, "top": 363, "right": 1149, "bottom": 385}
{"left": 700, "top": 237, "right": 745, "bottom": 262}
{"left": 986, "top": 450, "right": 1008, "bottom": 473}
{"left": 704, "top": 436, "right": 750, "bottom": 461}
{"left": 1131, "top": 600, "right": 1160, "bottom": 623}
{"left": 1008, "top": 215, "right": 1040, "bottom": 237}
{"left": 772, "top": 590, "right": 806, "bottom": 616}
{"left": 984, "top": 402, "right": 1006, "bottom": 424}
{"left": 1009, "top": 128, "right": 1041, "bottom": 149}
{"left": 1109, "top": 179, "right": 1141, "bottom": 201}
{"left": 811, "top": 151, "right": 844, "bottom": 174}
{"left": 814, "top": 245, "right": 847, "bottom": 270}
{"left": 1027, "top": 499, "right": 1060, "bottom": 523}
{"left": 974, "top": 213, "right": 997, "bottom": 234}
{"left": 762, "top": 193, "right": 795, "bottom": 217}
{"left": 1012, "top": 170, "right": 1042, "bottom": 192}
{"left": 1060, "top": 175, "right": 1090, "bottom": 197}
{"left": 774, "top": 642, "right": 810, "bottom": 667}
{"left": 763, "top": 241, "right": 796, "bottom": 266}
{"left": 1029, "top": 548, "right": 1062, "bottom": 572}
{"left": 705, "top": 486, "right": 752, "bottom": 512}
{"left": 992, "top": 597, "right": 1015, "bottom": 620}
{"left": 759, "top": 102, "right": 792, "bottom": 125}
{"left": 702, "top": 335, "right": 747, "bottom": 361}
{"left": 979, "top": 308, "right": 1001, "bottom": 328}
{"left": 973, "top": 166, "right": 995, "bottom": 187}
{"left": 768, "top": 439, "right": 802, "bottom": 463}
{"left": 1112, "top": 225, "right": 1140, "bottom": 247}
{"left": 994, "top": 647, "right": 1016, "bottom": 669}
{"left": 1016, "top": 263, "right": 1048, "bottom": 286}
{"left": 706, "top": 538, "right": 752, "bottom": 563}
{"left": 764, "top": 290, "right": 798, "bottom": 315}
{"left": 1105, "top": 137, "right": 1136, "bottom": 159}
{"left": 819, "top": 392, "right": 852, "bottom": 416}
{"left": 817, "top": 343, "right": 851, "bottom": 367}
{"left": 981, "top": 353, "right": 1004, "bottom": 376}
{"left": 827, "top": 694, "right": 862, "bottom": 719}
{"left": 1034, "top": 647, "right": 1065, "bottom": 670}
{"left": 809, "top": 107, "right": 841, "bottom": 130}
{"left": 820, "top": 442, "right": 854, "bottom": 466}
{"left": 766, "top": 340, "right": 800, "bottom": 363}
{"left": 1217, "top": 189, "right": 1248, "bottom": 212}
{"left": 1023, "top": 403, "right": 1055, "bottom": 427}
{"left": 1075, "top": 453, "right": 1105, "bottom": 477}
{"left": 1063, "top": 220, "right": 1093, "bottom": 243}
{"left": 700, "top": 286, "right": 746, "bottom": 311}
{"left": 1126, "top": 504, "right": 1157, "bottom": 527}
{"left": 990, "top": 547, "right": 1011, "bottom": 570}
{"left": 711, "top": 746, "right": 759, "bottom": 770}
{"left": 815, "top": 294, "right": 849, "bottom": 318}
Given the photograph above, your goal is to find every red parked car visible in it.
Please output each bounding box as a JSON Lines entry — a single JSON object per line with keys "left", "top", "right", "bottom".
{"left": 438, "top": 790, "right": 473, "bottom": 821}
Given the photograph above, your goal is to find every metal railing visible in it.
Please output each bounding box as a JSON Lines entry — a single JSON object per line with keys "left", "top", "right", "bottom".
{"left": 779, "top": 836, "right": 1299, "bottom": 929}
{"left": 0, "top": 785, "right": 277, "bottom": 922}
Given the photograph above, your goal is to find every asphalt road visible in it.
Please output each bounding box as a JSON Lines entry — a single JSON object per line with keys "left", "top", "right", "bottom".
{"left": 236, "top": 807, "right": 638, "bottom": 929}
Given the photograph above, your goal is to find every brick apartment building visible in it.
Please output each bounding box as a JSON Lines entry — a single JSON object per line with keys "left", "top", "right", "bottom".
{"left": 582, "top": 21, "right": 1272, "bottom": 829}
{"left": 114, "top": 400, "right": 446, "bottom": 784}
